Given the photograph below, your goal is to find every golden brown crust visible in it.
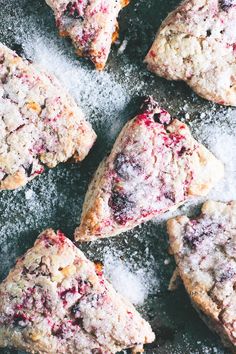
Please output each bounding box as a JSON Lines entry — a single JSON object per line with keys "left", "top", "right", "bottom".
{"left": 75, "top": 100, "right": 223, "bottom": 242}
{"left": 0, "top": 44, "right": 96, "bottom": 190}
{"left": 46, "top": 0, "right": 129, "bottom": 70}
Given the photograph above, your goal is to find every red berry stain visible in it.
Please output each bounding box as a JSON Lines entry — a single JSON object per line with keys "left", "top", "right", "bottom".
{"left": 57, "top": 230, "right": 66, "bottom": 245}
{"left": 149, "top": 50, "right": 156, "bottom": 58}
{"left": 136, "top": 114, "right": 153, "bottom": 127}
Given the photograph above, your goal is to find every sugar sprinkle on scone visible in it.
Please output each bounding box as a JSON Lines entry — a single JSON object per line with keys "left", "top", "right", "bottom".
{"left": 0, "top": 229, "right": 154, "bottom": 353}
{"left": 167, "top": 201, "right": 236, "bottom": 351}
{"left": 145, "top": 0, "right": 236, "bottom": 106}
{"left": 45, "top": 0, "right": 129, "bottom": 70}
{"left": 74, "top": 97, "right": 224, "bottom": 242}
{"left": 0, "top": 43, "right": 96, "bottom": 190}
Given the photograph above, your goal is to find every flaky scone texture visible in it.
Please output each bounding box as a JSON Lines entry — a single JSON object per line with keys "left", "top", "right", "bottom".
{"left": 145, "top": 0, "right": 236, "bottom": 106}
{"left": 0, "top": 229, "right": 154, "bottom": 354}
{"left": 45, "top": 0, "right": 129, "bottom": 70}
{"left": 0, "top": 43, "right": 96, "bottom": 190}
{"left": 75, "top": 97, "right": 224, "bottom": 242}
{"left": 167, "top": 201, "right": 236, "bottom": 351}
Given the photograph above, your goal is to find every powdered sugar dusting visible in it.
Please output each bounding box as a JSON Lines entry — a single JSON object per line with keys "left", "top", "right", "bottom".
{"left": 0, "top": 0, "right": 235, "bottom": 353}
{"left": 103, "top": 247, "right": 159, "bottom": 305}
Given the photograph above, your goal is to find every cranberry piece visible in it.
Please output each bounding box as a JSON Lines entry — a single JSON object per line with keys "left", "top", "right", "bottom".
{"left": 52, "top": 324, "right": 64, "bottom": 338}
{"left": 164, "top": 191, "right": 176, "bottom": 203}
{"left": 108, "top": 191, "right": 134, "bottom": 225}
{"left": 92, "top": 349, "right": 103, "bottom": 354}
{"left": 219, "top": 0, "right": 236, "bottom": 10}
{"left": 57, "top": 230, "right": 66, "bottom": 244}
{"left": 64, "top": 2, "right": 84, "bottom": 20}
{"left": 13, "top": 313, "right": 28, "bottom": 327}
{"left": 219, "top": 267, "right": 235, "bottom": 282}
{"left": 114, "top": 153, "right": 142, "bottom": 180}
{"left": 60, "top": 286, "right": 77, "bottom": 300}
{"left": 177, "top": 146, "right": 187, "bottom": 157}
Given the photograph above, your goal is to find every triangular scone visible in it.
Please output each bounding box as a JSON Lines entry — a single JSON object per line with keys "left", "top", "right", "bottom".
{"left": 0, "top": 229, "right": 154, "bottom": 353}
{"left": 0, "top": 43, "right": 96, "bottom": 190}
{"left": 144, "top": 0, "right": 236, "bottom": 106}
{"left": 74, "top": 97, "right": 224, "bottom": 241}
{"left": 167, "top": 201, "right": 236, "bottom": 351}
{"left": 45, "top": 0, "right": 129, "bottom": 70}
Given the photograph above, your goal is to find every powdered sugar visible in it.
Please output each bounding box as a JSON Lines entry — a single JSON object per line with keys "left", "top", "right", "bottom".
{"left": 103, "top": 247, "right": 159, "bottom": 305}
{"left": 192, "top": 109, "right": 236, "bottom": 202}
{"left": 0, "top": 0, "right": 235, "bottom": 353}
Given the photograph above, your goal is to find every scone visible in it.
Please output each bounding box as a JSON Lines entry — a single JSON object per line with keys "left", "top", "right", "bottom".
{"left": 74, "top": 97, "right": 224, "bottom": 242}
{"left": 45, "top": 0, "right": 129, "bottom": 70}
{"left": 0, "top": 43, "right": 96, "bottom": 190}
{"left": 167, "top": 201, "right": 236, "bottom": 352}
{"left": 0, "top": 229, "right": 155, "bottom": 353}
{"left": 144, "top": 0, "right": 236, "bottom": 106}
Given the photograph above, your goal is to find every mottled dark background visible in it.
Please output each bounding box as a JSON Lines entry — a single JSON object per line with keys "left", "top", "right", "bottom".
{"left": 0, "top": 0, "right": 231, "bottom": 353}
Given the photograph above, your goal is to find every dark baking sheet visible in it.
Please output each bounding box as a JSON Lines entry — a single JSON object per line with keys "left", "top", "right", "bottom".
{"left": 0, "top": 0, "right": 233, "bottom": 353}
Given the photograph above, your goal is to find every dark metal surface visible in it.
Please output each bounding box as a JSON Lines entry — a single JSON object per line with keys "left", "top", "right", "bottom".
{"left": 0, "top": 0, "right": 232, "bottom": 353}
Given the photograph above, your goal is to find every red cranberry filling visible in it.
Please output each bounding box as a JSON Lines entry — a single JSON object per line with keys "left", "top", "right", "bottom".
{"left": 108, "top": 191, "right": 135, "bottom": 225}
{"left": 13, "top": 313, "right": 29, "bottom": 327}
{"left": 64, "top": 1, "right": 86, "bottom": 20}
{"left": 60, "top": 286, "right": 77, "bottom": 300}
{"left": 114, "top": 153, "right": 142, "bottom": 180}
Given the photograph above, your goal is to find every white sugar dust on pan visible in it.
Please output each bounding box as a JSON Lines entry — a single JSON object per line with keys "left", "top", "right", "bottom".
{"left": 103, "top": 247, "right": 159, "bottom": 306}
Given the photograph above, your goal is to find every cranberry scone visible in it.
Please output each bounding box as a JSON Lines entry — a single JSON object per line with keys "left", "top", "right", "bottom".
{"left": 0, "top": 229, "right": 154, "bottom": 353}
{"left": 144, "top": 0, "right": 236, "bottom": 106}
{"left": 167, "top": 201, "right": 236, "bottom": 351}
{"left": 0, "top": 43, "right": 96, "bottom": 190}
{"left": 74, "top": 97, "right": 224, "bottom": 242}
{"left": 45, "top": 0, "right": 129, "bottom": 70}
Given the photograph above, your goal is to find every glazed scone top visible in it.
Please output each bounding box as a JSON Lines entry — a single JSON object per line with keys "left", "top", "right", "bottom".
{"left": 0, "top": 43, "right": 96, "bottom": 190}
{"left": 75, "top": 97, "right": 224, "bottom": 241}
{"left": 0, "top": 229, "right": 154, "bottom": 354}
{"left": 167, "top": 201, "right": 236, "bottom": 347}
{"left": 145, "top": 0, "right": 236, "bottom": 106}
{"left": 45, "top": 0, "right": 129, "bottom": 69}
